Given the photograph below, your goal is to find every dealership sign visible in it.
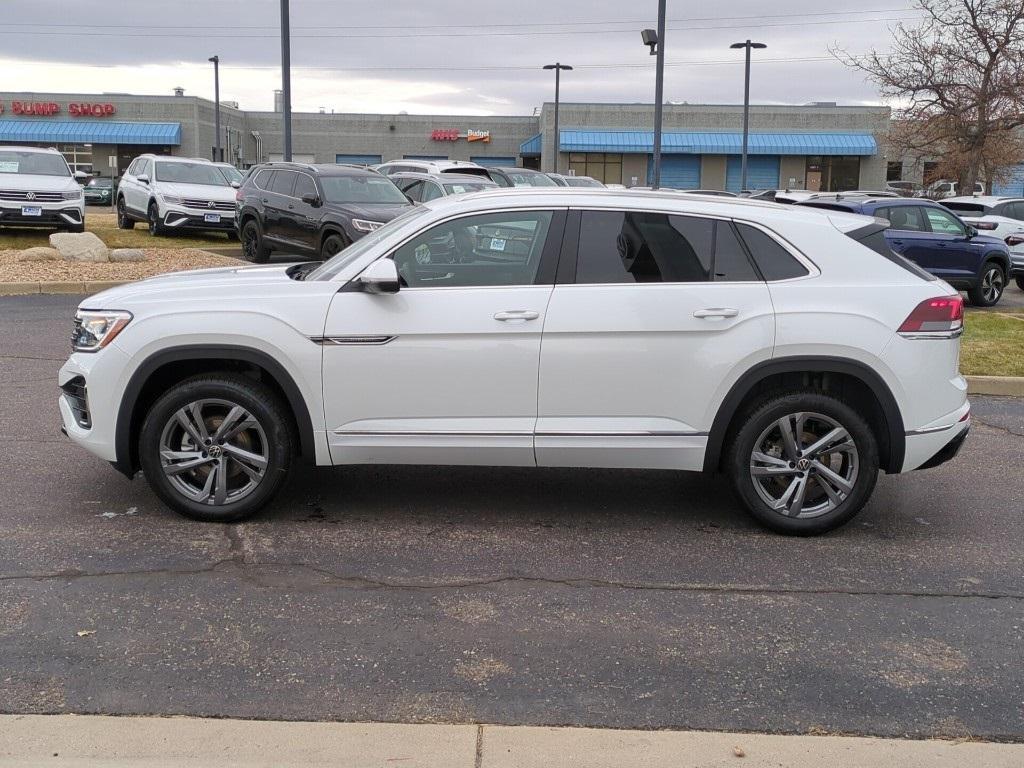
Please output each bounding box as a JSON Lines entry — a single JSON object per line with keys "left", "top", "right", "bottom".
{"left": 431, "top": 129, "right": 491, "bottom": 143}
{"left": 0, "top": 101, "right": 117, "bottom": 117}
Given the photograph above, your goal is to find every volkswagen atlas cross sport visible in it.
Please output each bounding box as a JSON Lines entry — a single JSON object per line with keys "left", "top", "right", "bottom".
{"left": 59, "top": 189, "right": 970, "bottom": 535}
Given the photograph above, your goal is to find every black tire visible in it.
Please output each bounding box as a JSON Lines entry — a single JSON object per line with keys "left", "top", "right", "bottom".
{"left": 726, "top": 391, "right": 879, "bottom": 536}
{"left": 148, "top": 202, "right": 167, "bottom": 236}
{"left": 66, "top": 221, "right": 85, "bottom": 233}
{"left": 241, "top": 218, "right": 271, "bottom": 263}
{"left": 967, "top": 260, "right": 1005, "bottom": 307}
{"left": 116, "top": 198, "right": 134, "bottom": 230}
{"left": 320, "top": 232, "right": 349, "bottom": 260}
{"left": 138, "top": 374, "right": 293, "bottom": 522}
{"left": 226, "top": 229, "right": 239, "bottom": 241}
{"left": 1015, "top": 275, "right": 1024, "bottom": 292}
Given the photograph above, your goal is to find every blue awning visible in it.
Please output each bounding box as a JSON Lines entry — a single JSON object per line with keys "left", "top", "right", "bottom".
{"left": 0, "top": 119, "right": 181, "bottom": 146}
{"left": 519, "top": 133, "right": 542, "bottom": 156}
{"left": 559, "top": 130, "right": 877, "bottom": 156}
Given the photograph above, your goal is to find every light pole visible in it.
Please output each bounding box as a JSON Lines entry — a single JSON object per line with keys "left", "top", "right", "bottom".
{"left": 542, "top": 63, "right": 572, "bottom": 173}
{"left": 208, "top": 55, "right": 220, "bottom": 162}
{"left": 730, "top": 40, "right": 766, "bottom": 193}
{"left": 280, "top": 0, "right": 293, "bottom": 161}
{"left": 641, "top": 0, "right": 666, "bottom": 189}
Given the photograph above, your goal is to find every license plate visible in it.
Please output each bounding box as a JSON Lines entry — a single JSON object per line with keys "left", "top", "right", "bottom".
{"left": 489, "top": 237, "right": 506, "bottom": 251}
{"left": 204, "top": 213, "right": 221, "bottom": 223}
{"left": 21, "top": 206, "right": 41, "bottom": 216}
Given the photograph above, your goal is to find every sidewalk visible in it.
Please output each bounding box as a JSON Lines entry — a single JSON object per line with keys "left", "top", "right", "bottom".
{"left": 1, "top": 715, "right": 1021, "bottom": 767}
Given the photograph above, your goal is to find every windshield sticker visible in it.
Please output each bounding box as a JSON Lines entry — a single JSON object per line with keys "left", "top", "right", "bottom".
{"left": 414, "top": 244, "right": 432, "bottom": 264}
{"left": 0, "top": 162, "right": 19, "bottom": 173}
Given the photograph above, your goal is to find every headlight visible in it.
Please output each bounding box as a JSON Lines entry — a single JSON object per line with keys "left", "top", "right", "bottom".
{"left": 160, "top": 194, "right": 183, "bottom": 205}
{"left": 352, "top": 218, "right": 385, "bottom": 233}
{"left": 62, "top": 189, "right": 83, "bottom": 200}
{"left": 72, "top": 310, "right": 133, "bottom": 352}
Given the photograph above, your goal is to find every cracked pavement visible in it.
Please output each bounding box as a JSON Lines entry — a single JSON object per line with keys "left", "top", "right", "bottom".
{"left": 2, "top": 293, "right": 1023, "bottom": 739}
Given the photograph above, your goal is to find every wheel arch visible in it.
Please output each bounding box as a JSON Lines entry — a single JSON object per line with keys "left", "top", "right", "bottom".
{"left": 113, "top": 345, "right": 316, "bottom": 478}
{"left": 319, "top": 225, "right": 349, "bottom": 252}
{"left": 704, "top": 356, "right": 905, "bottom": 475}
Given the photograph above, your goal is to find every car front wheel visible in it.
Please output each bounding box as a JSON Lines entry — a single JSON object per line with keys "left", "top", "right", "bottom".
{"left": 148, "top": 202, "right": 167, "bottom": 236}
{"left": 726, "top": 392, "right": 879, "bottom": 535}
{"left": 116, "top": 198, "right": 134, "bottom": 230}
{"left": 241, "top": 219, "right": 270, "bottom": 263}
{"left": 320, "top": 232, "right": 349, "bottom": 260}
{"left": 967, "top": 261, "right": 1005, "bottom": 306}
{"left": 138, "top": 374, "right": 293, "bottom": 522}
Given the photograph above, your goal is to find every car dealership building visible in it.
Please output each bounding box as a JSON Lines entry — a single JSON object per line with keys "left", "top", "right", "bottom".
{"left": 0, "top": 90, "right": 892, "bottom": 192}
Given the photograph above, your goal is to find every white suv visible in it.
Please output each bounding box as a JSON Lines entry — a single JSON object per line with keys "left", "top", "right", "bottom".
{"left": 116, "top": 155, "right": 237, "bottom": 237}
{"left": 941, "top": 196, "right": 1024, "bottom": 290}
{"left": 0, "top": 145, "right": 85, "bottom": 232}
{"left": 59, "top": 189, "right": 970, "bottom": 535}
{"left": 374, "top": 159, "right": 491, "bottom": 179}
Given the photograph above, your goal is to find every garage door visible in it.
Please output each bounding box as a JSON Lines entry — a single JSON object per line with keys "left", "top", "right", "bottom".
{"left": 651, "top": 154, "right": 700, "bottom": 189}
{"left": 993, "top": 164, "right": 1024, "bottom": 196}
{"left": 726, "top": 155, "right": 780, "bottom": 193}
{"left": 472, "top": 156, "right": 517, "bottom": 167}
{"left": 335, "top": 154, "right": 382, "bottom": 165}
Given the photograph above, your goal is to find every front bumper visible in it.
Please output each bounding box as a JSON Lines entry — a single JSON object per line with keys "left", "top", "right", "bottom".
{"left": 0, "top": 205, "right": 83, "bottom": 228}
{"left": 162, "top": 208, "right": 236, "bottom": 231}
{"left": 58, "top": 348, "right": 131, "bottom": 465}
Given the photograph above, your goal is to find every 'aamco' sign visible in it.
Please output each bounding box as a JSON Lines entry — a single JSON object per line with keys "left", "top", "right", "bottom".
{"left": 431, "top": 129, "right": 491, "bottom": 143}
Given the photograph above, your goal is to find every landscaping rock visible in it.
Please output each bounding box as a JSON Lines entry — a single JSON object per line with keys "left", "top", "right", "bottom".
{"left": 110, "top": 248, "right": 146, "bottom": 263}
{"left": 15, "top": 246, "right": 62, "bottom": 262}
{"left": 49, "top": 232, "right": 109, "bottom": 263}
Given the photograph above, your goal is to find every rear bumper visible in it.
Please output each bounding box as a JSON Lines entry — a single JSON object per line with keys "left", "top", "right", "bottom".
{"left": 916, "top": 425, "right": 969, "bottom": 471}
{"left": 0, "top": 205, "right": 83, "bottom": 228}
{"left": 902, "top": 402, "right": 971, "bottom": 472}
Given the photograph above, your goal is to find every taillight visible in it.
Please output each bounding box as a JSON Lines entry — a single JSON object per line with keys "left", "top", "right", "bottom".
{"left": 235, "top": 188, "right": 243, "bottom": 201}
{"left": 898, "top": 295, "right": 964, "bottom": 335}
{"left": 972, "top": 221, "right": 998, "bottom": 230}
{"left": 1006, "top": 234, "right": 1024, "bottom": 247}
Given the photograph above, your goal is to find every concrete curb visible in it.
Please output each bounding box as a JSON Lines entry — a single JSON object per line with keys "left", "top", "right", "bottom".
{"left": 966, "top": 375, "right": 1024, "bottom": 397}
{"left": 0, "top": 280, "right": 127, "bottom": 296}
{"left": 0, "top": 716, "right": 1021, "bottom": 767}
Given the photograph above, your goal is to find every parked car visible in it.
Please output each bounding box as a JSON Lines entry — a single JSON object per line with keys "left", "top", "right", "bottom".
{"left": 235, "top": 162, "right": 413, "bottom": 261}
{"left": 547, "top": 173, "right": 605, "bottom": 188}
{"left": 941, "top": 196, "right": 1024, "bottom": 290}
{"left": 796, "top": 196, "right": 1011, "bottom": 306}
{"left": 83, "top": 177, "right": 113, "bottom": 206}
{"left": 480, "top": 167, "right": 559, "bottom": 188}
{"left": 773, "top": 190, "right": 818, "bottom": 204}
{"left": 887, "top": 180, "right": 921, "bottom": 197}
{"left": 919, "top": 179, "right": 985, "bottom": 200}
{"left": 0, "top": 145, "right": 84, "bottom": 232}
{"left": 214, "top": 162, "right": 244, "bottom": 186}
{"left": 117, "top": 155, "right": 237, "bottom": 237}
{"left": 59, "top": 190, "right": 969, "bottom": 535}
{"left": 390, "top": 171, "right": 497, "bottom": 202}
{"left": 373, "top": 159, "right": 491, "bottom": 179}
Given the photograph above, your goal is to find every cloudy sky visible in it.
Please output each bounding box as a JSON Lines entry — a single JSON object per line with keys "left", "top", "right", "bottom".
{"left": 1, "top": 0, "right": 918, "bottom": 115}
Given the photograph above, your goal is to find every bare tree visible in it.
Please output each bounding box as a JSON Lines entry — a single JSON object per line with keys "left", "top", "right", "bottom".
{"left": 835, "top": 0, "right": 1024, "bottom": 192}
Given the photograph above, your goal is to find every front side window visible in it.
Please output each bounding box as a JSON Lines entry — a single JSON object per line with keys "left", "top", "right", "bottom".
{"left": 154, "top": 161, "right": 229, "bottom": 186}
{"left": 321, "top": 175, "right": 409, "bottom": 204}
{"left": 391, "top": 210, "right": 555, "bottom": 288}
{"left": 293, "top": 173, "right": 318, "bottom": 200}
{"left": 876, "top": 205, "right": 927, "bottom": 232}
{"left": 574, "top": 211, "right": 757, "bottom": 284}
{"left": 420, "top": 182, "right": 443, "bottom": 201}
{"left": 923, "top": 206, "right": 966, "bottom": 235}
{"left": 398, "top": 180, "right": 423, "bottom": 201}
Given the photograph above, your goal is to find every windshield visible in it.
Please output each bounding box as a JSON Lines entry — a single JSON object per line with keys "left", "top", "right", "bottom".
{"left": 506, "top": 170, "right": 557, "bottom": 187}
{"left": 443, "top": 181, "right": 494, "bottom": 194}
{"left": 87, "top": 178, "right": 112, "bottom": 188}
{"left": 306, "top": 205, "right": 430, "bottom": 281}
{"left": 217, "top": 165, "right": 244, "bottom": 184}
{"left": 321, "top": 175, "right": 410, "bottom": 204}
{"left": 154, "top": 161, "right": 228, "bottom": 185}
{"left": 0, "top": 150, "right": 71, "bottom": 177}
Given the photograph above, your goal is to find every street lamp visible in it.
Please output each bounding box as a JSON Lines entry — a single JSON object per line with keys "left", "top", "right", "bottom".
{"left": 730, "top": 40, "right": 767, "bottom": 193}
{"left": 280, "top": 0, "right": 293, "bottom": 161}
{"left": 542, "top": 63, "right": 572, "bottom": 173}
{"left": 642, "top": 0, "right": 666, "bottom": 189}
{"left": 208, "top": 55, "right": 220, "bottom": 162}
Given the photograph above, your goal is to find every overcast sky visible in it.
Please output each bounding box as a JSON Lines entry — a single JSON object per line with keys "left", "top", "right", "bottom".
{"left": 0, "top": 0, "right": 918, "bottom": 115}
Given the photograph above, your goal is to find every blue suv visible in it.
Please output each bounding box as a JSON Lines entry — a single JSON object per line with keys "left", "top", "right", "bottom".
{"left": 797, "top": 196, "right": 1011, "bottom": 306}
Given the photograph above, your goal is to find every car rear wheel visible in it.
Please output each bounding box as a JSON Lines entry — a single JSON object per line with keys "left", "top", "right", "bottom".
{"left": 138, "top": 374, "right": 293, "bottom": 522}
{"left": 241, "top": 219, "right": 270, "bottom": 263}
{"left": 148, "top": 202, "right": 167, "bottom": 236}
{"left": 967, "top": 261, "right": 1005, "bottom": 306}
{"left": 1015, "top": 275, "right": 1024, "bottom": 292}
{"left": 320, "top": 232, "right": 349, "bottom": 260}
{"left": 726, "top": 392, "right": 879, "bottom": 535}
{"left": 116, "top": 198, "right": 134, "bottom": 230}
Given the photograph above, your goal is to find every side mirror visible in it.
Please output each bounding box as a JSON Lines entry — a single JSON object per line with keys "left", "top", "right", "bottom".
{"left": 301, "top": 192, "right": 321, "bottom": 206}
{"left": 357, "top": 259, "right": 400, "bottom": 294}
{"left": 966, "top": 225, "right": 978, "bottom": 239}
{"left": 74, "top": 170, "right": 89, "bottom": 181}
{"left": 138, "top": 174, "right": 150, "bottom": 184}
{"left": 230, "top": 180, "right": 241, "bottom": 189}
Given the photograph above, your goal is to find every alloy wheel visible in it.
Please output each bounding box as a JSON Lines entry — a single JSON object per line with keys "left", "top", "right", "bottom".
{"left": 982, "top": 266, "right": 1004, "bottom": 304}
{"left": 158, "top": 399, "right": 269, "bottom": 506}
{"left": 242, "top": 224, "right": 259, "bottom": 260}
{"left": 749, "top": 411, "right": 859, "bottom": 519}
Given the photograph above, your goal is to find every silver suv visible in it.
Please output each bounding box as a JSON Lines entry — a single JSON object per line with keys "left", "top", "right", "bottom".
{"left": 0, "top": 145, "right": 85, "bottom": 232}
{"left": 116, "top": 155, "right": 238, "bottom": 237}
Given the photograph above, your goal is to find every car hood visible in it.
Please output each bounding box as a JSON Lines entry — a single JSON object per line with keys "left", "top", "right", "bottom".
{"left": 155, "top": 182, "right": 236, "bottom": 201}
{"left": 0, "top": 174, "right": 79, "bottom": 192}
{"left": 324, "top": 202, "right": 412, "bottom": 222}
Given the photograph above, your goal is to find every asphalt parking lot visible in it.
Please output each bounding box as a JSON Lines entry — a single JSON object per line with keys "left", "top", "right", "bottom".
{"left": 2, "top": 293, "right": 1023, "bottom": 740}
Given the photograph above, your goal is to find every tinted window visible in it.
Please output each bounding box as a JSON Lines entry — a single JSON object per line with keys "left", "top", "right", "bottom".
{"left": 320, "top": 175, "right": 409, "bottom": 204}
{"left": 943, "top": 201, "right": 988, "bottom": 215}
{"left": 399, "top": 180, "right": 423, "bottom": 202}
{"left": 420, "top": 182, "right": 443, "bottom": 201}
{"left": 713, "top": 222, "right": 759, "bottom": 281}
{"left": 293, "top": 173, "right": 318, "bottom": 200}
{"left": 253, "top": 169, "right": 274, "bottom": 190}
{"left": 877, "top": 206, "right": 926, "bottom": 232}
{"left": 923, "top": 207, "right": 965, "bottom": 235}
{"left": 269, "top": 170, "right": 296, "bottom": 196}
{"left": 576, "top": 211, "right": 723, "bottom": 284}
{"left": 735, "top": 224, "right": 809, "bottom": 281}
{"left": 1003, "top": 202, "right": 1024, "bottom": 221}
{"left": 391, "top": 210, "right": 554, "bottom": 288}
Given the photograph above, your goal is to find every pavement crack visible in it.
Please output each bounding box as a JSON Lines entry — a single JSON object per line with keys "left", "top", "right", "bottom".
{"left": 971, "top": 417, "right": 1024, "bottom": 439}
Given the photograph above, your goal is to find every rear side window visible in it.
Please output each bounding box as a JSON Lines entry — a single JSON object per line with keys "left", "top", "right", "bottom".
{"left": 269, "top": 170, "right": 296, "bottom": 196}
{"left": 876, "top": 206, "right": 926, "bottom": 232}
{"left": 846, "top": 224, "right": 937, "bottom": 282}
{"left": 253, "top": 169, "right": 274, "bottom": 190}
{"left": 735, "top": 224, "right": 809, "bottom": 281}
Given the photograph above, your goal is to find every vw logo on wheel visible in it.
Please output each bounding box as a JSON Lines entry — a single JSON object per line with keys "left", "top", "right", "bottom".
{"left": 25, "top": 192, "right": 36, "bottom": 200}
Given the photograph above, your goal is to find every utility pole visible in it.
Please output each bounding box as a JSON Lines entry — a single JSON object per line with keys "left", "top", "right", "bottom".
{"left": 543, "top": 63, "right": 573, "bottom": 173}
{"left": 280, "top": 0, "right": 293, "bottom": 161}
{"left": 208, "top": 55, "right": 220, "bottom": 162}
{"left": 730, "top": 40, "right": 766, "bottom": 192}
{"left": 641, "top": 1, "right": 667, "bottom": 189}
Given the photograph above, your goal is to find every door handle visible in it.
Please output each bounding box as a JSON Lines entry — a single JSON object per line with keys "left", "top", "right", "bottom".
{"left": 693, "top": 308, "right": 739, "bottom": 319}
{"left": 494, "top": 310, "right": 540, "bottom": 322}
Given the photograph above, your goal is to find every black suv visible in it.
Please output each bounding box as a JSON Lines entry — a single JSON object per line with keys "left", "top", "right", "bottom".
{"left": 235, "top": 163, "right": 413, "bottom": 262}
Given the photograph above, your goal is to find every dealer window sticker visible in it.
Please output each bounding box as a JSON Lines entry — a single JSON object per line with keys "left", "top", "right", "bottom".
{"left": 414, "top": 243, "right": 432, "bottom": 264}
{"left": 0, "top": 162, "right": 20, "bottom": 173}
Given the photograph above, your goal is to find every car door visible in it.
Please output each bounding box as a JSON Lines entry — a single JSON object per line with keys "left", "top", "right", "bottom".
{"left": 289, "top": 171, "right": 321, "bottom": 251}
{"left": 920, "top": 205, "right": 976, "bottom": 282}
{"left": 320, "top": 207, "right": 566, "bottom": 467}
{"left": 535, "top": 208, "right": 775, "bottom": 471}
{"left": 878, "top": 205, "right": 935, "bottom": 269}
{"left": 263, "top": 170, "right": 296, "bottom": 245}
{"left": 124, "top": 159, "right": 148, "bottom": 215}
